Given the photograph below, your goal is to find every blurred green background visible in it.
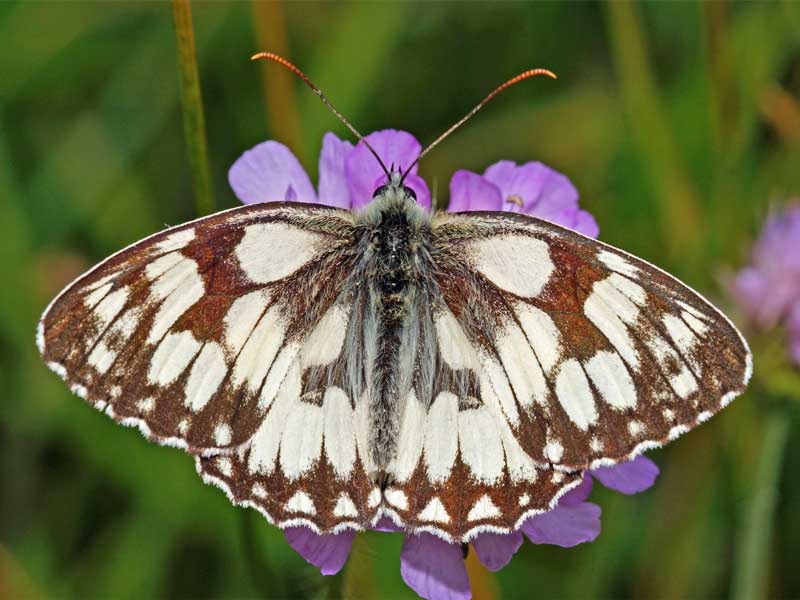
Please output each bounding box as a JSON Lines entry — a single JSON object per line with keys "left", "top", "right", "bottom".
{"left": 2, "top": 2, "right": 800, "bottom": 598}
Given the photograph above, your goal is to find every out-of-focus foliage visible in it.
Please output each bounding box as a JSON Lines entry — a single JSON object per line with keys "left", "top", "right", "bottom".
{"left": 1, "top": 2, "right": 799, "bottom": 598}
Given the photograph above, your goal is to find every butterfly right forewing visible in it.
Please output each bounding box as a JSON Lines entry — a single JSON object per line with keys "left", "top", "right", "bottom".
{"left": 428, "top": 211, "right": 751, "bottom": 472}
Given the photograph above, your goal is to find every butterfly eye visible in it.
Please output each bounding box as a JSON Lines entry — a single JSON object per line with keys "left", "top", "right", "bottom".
{"left": 403, "top": 186, "right": 417, "bottom": 201}
{"left": 372, "top": 185, "right": 389, "bottom": 198}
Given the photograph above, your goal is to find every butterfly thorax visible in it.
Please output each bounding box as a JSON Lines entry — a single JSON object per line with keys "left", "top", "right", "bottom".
{"left": 355, "top": 187, "right": 432, "bottom": 480}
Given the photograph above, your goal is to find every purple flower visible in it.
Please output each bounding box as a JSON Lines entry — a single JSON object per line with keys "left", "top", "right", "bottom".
{"left": 229, "top": 129, "right": 431, "bottom": 210}
{"left": 731, "top": 203, "right": 800, "bottom": 364}
{"left": 229, "top": 131, "right": 658, "bottom": 599}
{"left": 448, "top": 162, "right": 599, "bottom": 238}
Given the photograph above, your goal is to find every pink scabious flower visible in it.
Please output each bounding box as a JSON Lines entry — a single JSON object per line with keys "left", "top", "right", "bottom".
{"left": 731, "top": 203, "right": 800, "bottom": 365}
{"left": 229, "top": 129, "right": 659, "bottom": 600}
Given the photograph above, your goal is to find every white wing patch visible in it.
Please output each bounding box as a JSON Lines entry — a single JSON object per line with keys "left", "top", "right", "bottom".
{"left": 469, "top": 235, "right": 553, "bottom": 297}
{"left": 584, "top": 350, "right": 637, "bottom": 410}
{"left": 235, "top": 222, "right": 323, "bottom": 284}
{"left": 555, "top": 359, "right": 597, "bottom": 431}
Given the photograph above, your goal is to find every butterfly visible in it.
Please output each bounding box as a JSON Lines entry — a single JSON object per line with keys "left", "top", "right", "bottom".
{"left": 37, "top": 54, "right": 751, "bottom": 544}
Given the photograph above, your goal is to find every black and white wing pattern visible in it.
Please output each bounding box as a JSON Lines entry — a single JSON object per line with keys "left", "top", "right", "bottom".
{"left": 38, "top": 202, "right": 377, "bottom": 534}
{"left": 382, "top": 209, "right": 750, "bottom": 541}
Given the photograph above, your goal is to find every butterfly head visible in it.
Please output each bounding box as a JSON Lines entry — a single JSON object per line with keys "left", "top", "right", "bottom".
{"left": 372, "top": 169, "right": 418, "bottom": 204}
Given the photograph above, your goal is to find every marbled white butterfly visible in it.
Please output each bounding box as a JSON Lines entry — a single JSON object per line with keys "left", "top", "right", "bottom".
{"left": 37, "top": 54, "right": 751, "bottom": 543}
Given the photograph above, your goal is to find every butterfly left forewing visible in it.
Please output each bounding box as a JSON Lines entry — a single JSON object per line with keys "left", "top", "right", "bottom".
{"left": 429, "top": 211, "right": 751, "bottom": 472}
{"left": 38, "top": 202, "right": 358, "bottom": 452}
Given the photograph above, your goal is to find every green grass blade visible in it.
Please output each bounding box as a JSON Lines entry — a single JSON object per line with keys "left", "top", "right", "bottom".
{"left": 731, "top": 408, "right": 790, "bottom": 600}
{"left": 173, "top": 0, "right": 215, "bottom": 216}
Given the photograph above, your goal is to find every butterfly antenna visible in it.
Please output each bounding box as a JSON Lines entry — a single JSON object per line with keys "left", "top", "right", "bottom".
{"left": 400, "top": 68, "right": 557, "bottom": 183}
{"left": 251, "top": 52, "right": 392, "bottom": 180}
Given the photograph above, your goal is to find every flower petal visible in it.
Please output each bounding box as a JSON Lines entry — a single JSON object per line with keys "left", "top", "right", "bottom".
{"left": 472, "top": 531, "right": 523, "bottom": 572}
{"left": 317, "top": 133, "right": 354, "bottom": 209}
{"left": 284, "top": 527, "right": 354, "bottom": 576}
{"left": 400, "top": 533, "right": 471, "bottom": 600}
{"left": 568, "top": 209, "right": 600, "bottom": 238}
{"left": 484, "top": 161, "right": 579, "bottom": 218}
{"left": 591, "top": 456, "right": 659, "bottom": 495}
{"left": 521, "top": 502, "right": 601, "bottom": 547}
{"left": 448, "top": 170, "right": 503, "bottom": 212}
{"left": 345, "top": 130, "right": 422, "bottom": 205}
{"left": 229, "top": 141, "right": 317, "bottom": 205}
{"left": 372, "top": 516, "right": 404, "bottom": 533}
{"left": 559, "top": 474, "right": 593, "bottom": 506}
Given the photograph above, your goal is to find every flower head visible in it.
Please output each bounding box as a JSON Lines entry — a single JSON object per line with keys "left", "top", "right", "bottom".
{"left": 731, "top": 203, "right": 800, "bottom": 364}
{"left": 229, "top": 131, "right": 658, "bottom": 599}
{"left": 229, "top": 129, "right": 431, "bottom": 210}
{"left": 448, "top": 162, "right": 599, "bottom": 237}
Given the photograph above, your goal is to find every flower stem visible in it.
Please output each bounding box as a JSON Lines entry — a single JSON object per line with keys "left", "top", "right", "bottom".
{"left": 731, "top": 407, "right": 790, "bottom": 600}
{"left": 172, "top": 0, "right": 215, "bottom": 217}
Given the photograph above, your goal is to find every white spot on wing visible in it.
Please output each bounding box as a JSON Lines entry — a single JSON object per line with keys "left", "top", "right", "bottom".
{"left": 367, "top": 488, "right": 381, "bottom": 508}
{"left": 147, "top": 258, "right": 205, "bottom": 344}
{"left": 418, "top": 497, "right": 450, "bottom": 523}
{"left": 147, "top": 331, "right": 201, "bottom": 386}
{"left": 479, "top": 355, "right": 520, "bottom": 426}
{"left": 385, "top": 489, "right": 409, "bottom": 510}
{"left": 233, "top": 304, "right": 285, "bottom": 392}
{"left": 280, "top": 400, "right": 323, "bottom": 480}
{"left": 670, "top": 364, "right": 698, "bottom": 399}
{"left": 435, "top": 308, "right": 479, "bottom": 370}
{"left": 184, "top": 342, "right": 227, "bottom": 412}
{"left": 136, "top": 397, "right": 155, "bottom": 413}
{"left": 224, "top": 290, "right": 269, "bottom": 354}
{"left": 681, "top": 311, "right": 709, "bottom": 336}
{"left": 88, "top": 340, "right": 117, "bottom": 374}
{"left": 423, "top": 392, "right": 459, "bottom": 483}
{"left": 235, "top": 222, "right": 322, "bottom": 284}
{"left": 555, "top": 359, "right": 597, "bottom": 430}
{"left": 663, "top": 314, "right": 698, "bottom": 356}
{"left": 214, "top": 423, "right": 232, "bottom": 446}
{"left": 495, "top": 321, "right": 547, "bottom": 409}
{"left": 92, "top": 287, "right": 129, "bottom": 328}
{"left": 585, "top": 282, "right": 640, "bottom": 369}
{"left": 322, "top": 386, "right": 356, "bottom": 479}
{"left": 145, "top": 252, "right": 184, "bottom": 281}
{"left": 301, "top": 305, "right": 349, "bottom": 367}
{"left": 471, "top": 235, "right": 554, "bottom": 297}
{"left": 458, "top": 407, "right": 504, "bottom": 484}
{"left": 607, "top": 273, "right": 647, "bottom": 306}
{"left": 333, "top": 493, "right": 359, "bottom": 518}
{"left": 598, "top": 250, "right": 639, "bottom": 277}
{"left": 391, "top": 390, "right": 426, "bottom": 482}
{"left": 544, "top": 439, "right": 564, "bottom": 463}
{"left": 515, "top": 303, "right": 563, "bottom": 373}
{"left": 85, "top": 282, "right": 113, "bottom": 308}
{"left": 155, "top": 228, "right": 195, "bottom": 253}
{"left": 285, "top": 491, "right": 316, "bottom": 515}
{"left": 247, "top": 362, "right": 300, "bottom": 475}
{"left": 584, "top": 350, "right": 637, "bottom": 410}
{"left": 467, "top": 495, "right": 501, "bottom": 521}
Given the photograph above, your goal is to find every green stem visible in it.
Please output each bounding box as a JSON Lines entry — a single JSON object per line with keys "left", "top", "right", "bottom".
{"left": 731, "top": 408, "right": 790, "bottom": 600}
{"left": 172, "top": 0, "right": 215, "bottom": 217}
{"left": 604, "top": 1, "right": 702, "bottom": 262}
